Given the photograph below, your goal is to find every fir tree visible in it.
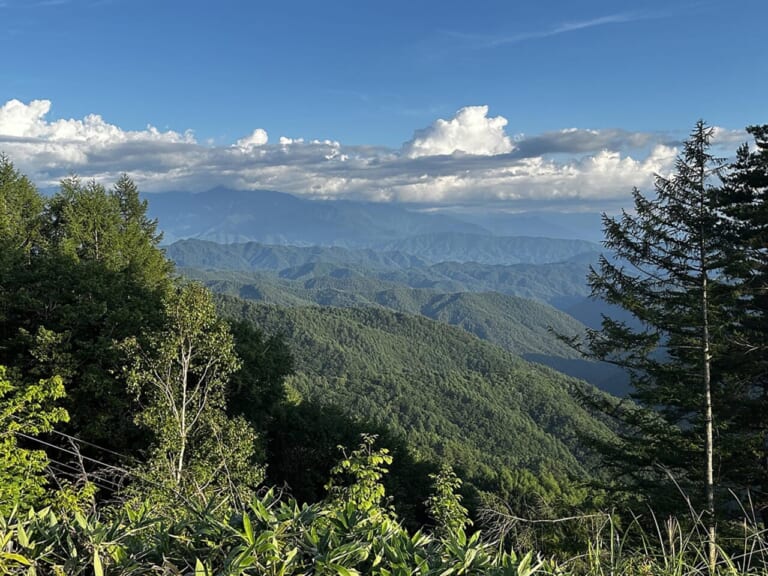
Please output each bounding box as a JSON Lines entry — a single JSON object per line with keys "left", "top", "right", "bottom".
{"left": 579, "top": 121, "right": 728, "bottom": 566}
{"left": 720, "top": 125, "right": 768, "bottom": 526}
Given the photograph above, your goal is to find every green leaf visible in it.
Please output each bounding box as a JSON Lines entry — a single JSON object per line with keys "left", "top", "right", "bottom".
{"left": 242, "top": 512, "right": 254, "bottom": 545}
{"left": 16, "top": 524, "right": 30, "bottom": 548}
{"left": 74, "top": 510, "right": 87, "bottom": 530}
{"left": 93, "top": 549, "right": 104, "bottom": 576}
{"left": 0, "top": 551, "right": 32, "bottom": 566}
{"left": 328, "top": 564, "right": 360, "bottom": 576}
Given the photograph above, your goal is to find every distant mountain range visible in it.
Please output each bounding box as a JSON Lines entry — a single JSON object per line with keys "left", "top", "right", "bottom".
{"left": 146, "top": 187, "right": 484, "bottom": 246}
{"left": 165, "top": 238, "right": 600, "bottom": 309}
{"left": 377, "top": 232, "right": 600, "bottom": 265}
{"left": 145, "top": 187, "right": 605, "bottom": 246}
{"left": 151, "top": 188, "right": 630, "bottom": 396}
{"left": 435, "top": 209, "right": 606, "bottom": 243}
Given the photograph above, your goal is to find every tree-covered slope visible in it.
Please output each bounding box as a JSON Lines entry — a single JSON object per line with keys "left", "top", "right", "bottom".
{"left": 182, "top": 266, "right": 629, "bottom": 394}
{"left": 216, "top": 297, "right": 614, "bottom": 486}
{"left": 169, "top": 239, "right": 628, "bottom": 394}
{"left": 189, "top": 268, "right": 580, "bottom": 357}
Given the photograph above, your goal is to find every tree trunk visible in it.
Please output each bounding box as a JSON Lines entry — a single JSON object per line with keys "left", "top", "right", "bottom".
{"left": 176, "top": 352, "right": 189, "bottom": 487}
{"left": 701, "top": 230, "right": 716, "bottom": 572}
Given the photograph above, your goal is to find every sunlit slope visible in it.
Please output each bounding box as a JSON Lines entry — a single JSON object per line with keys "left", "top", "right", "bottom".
{"left": 217, "top": 296, "right": 615, "bottom": 482}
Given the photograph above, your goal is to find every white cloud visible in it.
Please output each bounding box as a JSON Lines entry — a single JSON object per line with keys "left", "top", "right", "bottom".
{"left": 279, "top": 136, "right": 304, "bottom": 147}
{"left": 403, "top": 105, "right": 514, "bottom": 158}
{"left": 235, "top": 128, "right": 268, "bottom": 149}
{"left": 372, "top": 144, "right": 677, "bottom": 205}
{"left": 0, "top": 98, "right": 193, "bottom": 144}
{"left": 711, "top": 125, "right": 749, "bottom": 148}
{"left": 0, "top": 98, "right": 698, "bottom": 211}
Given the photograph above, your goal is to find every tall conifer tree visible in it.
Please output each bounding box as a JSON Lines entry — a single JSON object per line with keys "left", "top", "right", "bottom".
{"left": 580, "top": 121, "right": 727, "bottom": 565}
{"left": 720, "top": 125, "right": 768, "bottom": 526}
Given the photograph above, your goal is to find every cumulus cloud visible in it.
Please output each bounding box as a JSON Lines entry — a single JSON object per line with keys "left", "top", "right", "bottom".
{"left": 0, "top": 98, "right": 196, "bottom": 174}
{"left": 403, "top": 105, "right": 514, "bottom": 158}
{"left": 0, "top": 98, "right": 192, "bottom": 144}
{"left": 235, "top": 128, "right": 268, "bottom": 149}
{"left": 0, "top": 98, "right": 698, "bottom": 210}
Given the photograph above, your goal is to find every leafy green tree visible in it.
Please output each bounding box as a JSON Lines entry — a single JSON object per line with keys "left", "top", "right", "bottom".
{"left": 325, "top": 434, "right": 393, "bottom": 516}
{"left": 0, "top": 154, "right": 45, "bottom": 263}
{"left": 45, "top": 175, "right": 171, "bottom": 281}
{"left": 0, "top": 166, "right": 171, "bottom": 456}
{"left": 123, "top": 283, "right": 263, "bottom": 504}
{"left": 426, "top": 464, "right": 471, "bottom": 538}
{"left": 112, "top": 174, "right": 172, "bottom": 289}
{"left": 46, "top": 177, "right": 124, "bottom": 266}
{"left": 0, "top": 365, "right": 68, "bottom": 514}
{"left": 578, "top": 121, "right": 729, "bottom": 564}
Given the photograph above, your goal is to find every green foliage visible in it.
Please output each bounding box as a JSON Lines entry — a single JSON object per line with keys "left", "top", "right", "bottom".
{"left": 2, "top": 447, "right": 766, "bottom": 574}
{"left": 112, "top": 173, "right": 170, "bottom": 289}
{"left": 227, "top": 318, "right": 295, "bottom": 425}
{"left": 0, "top": 154, "right": 45, "bottom": 262}
{"left": 0, "top": 444, "right": 561, "bottom": 576}
{"left": 0, "top": 365, "right": 68, "bottom": 514}
{"left": 123, "top": 283, "right": 263, "bottom": 505}
{"left": 479, "top": 467, "right": 608, "bottom": 556}
{"left": 0, "top": 162, "right": 171, "bottom": 457}
{"left": 326, "top": 435, "right": 394, "bottom": 515}
{"left": 264, "top": 398, "right": 437, "bottom": 529}
{"left": 48, "top": 176, "right": 126, "bottom": 266}
{"left": 45, "top": 175, "right": 170, "bottom": 282}
{"left": 426, "top": 464, "right": 471, "bottom": 538}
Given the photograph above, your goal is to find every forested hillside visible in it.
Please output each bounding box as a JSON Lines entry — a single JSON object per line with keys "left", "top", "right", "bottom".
{"left": 169, "top": 235, "right": 629, "bottom": 393}
{"left": 182, "top": 266, "right": 628, "bottom": 394}
{"left": 216, "top": 297, "right": 614, "bottom": 483}
{"left": 187, "top": 268, "right": 582, "bottom": 356}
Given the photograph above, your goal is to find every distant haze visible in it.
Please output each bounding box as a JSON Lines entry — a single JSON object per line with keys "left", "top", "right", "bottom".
{"left": 146, "top": 187, "right": 607, "bottom": 246}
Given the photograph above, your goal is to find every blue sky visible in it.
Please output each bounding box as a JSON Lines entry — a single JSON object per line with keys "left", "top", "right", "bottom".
{"left": 0, "top": 0, "right": 764, "bottom": 210}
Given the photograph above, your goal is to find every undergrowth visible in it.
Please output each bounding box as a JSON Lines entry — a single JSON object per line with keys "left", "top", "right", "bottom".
{"left": 1, "top": 437, "right": 766, "bottom": 575}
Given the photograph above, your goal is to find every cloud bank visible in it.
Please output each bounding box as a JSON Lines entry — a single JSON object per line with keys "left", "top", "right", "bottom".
{"left": 0, "top": 98, "right": 738, "bottom": 210}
